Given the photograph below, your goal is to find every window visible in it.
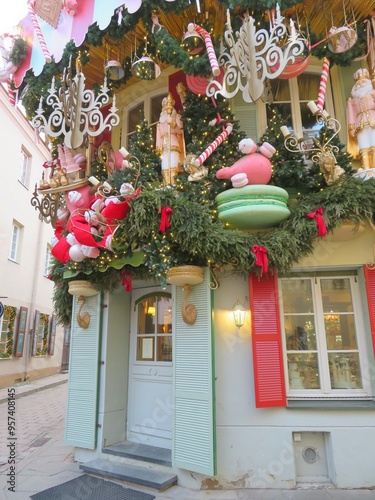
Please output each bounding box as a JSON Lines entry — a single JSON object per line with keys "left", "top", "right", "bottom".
{"left": 136, "top": 294, "right": 172, "bottom": 362}
{"left": 266, "top": 71, "right": 332, "bottom": 143}
{"left": 18, "top": 147, "right": 31, "bottom": 188}
{"left": 125, "top": 93, "right": 166, "bottom": 146}
{"left": 9, "top": 221, "right": 23, "bottom": 263}
{"left": 279, "top": 275, "right": 370, "bottom": 398}
{"left": 44, "top": 244, "right": 52, "bottom": 277}
{"left": 33, "top": 312, "right": 49, "bottom": 356}
{"left": 0, "top": 306, "right": 17, "bottom": 359}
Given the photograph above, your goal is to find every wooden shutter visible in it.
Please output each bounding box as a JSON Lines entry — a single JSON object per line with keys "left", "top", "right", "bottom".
{"left": 173, "top": 267, "right": 216, "bottom": 475}
{"left": 14, "top": 306, "right": 27, "bottom": 357}
{"left": 232, "top": 94, "right": 258, "bottom": 139}
{"left": 48, "top": 314, "right": 56, "bottom": 355}
{"left": 249, "top": 272, "right": 286, "bottom": 408}
{"left": 363, "top": 266, "right": 375, "bottom": 357}
{"left": 65, "top": 293, "right": 101, "bottom": 449}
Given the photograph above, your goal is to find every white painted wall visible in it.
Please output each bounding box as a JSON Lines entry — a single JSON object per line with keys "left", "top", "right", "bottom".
{"left": 0, "top": 86, "right": 64, "bottom": 386}
{"left": 208, "top": 227, "right": 375, "bottom": 489}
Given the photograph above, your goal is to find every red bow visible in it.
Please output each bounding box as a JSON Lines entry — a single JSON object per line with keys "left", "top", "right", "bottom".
{"left": 252, "top": 245, "right": 268, "bottom": 274}
{"left": 159, "top": 206, "right": 173, "bottom": 233}
{"left": 120, "top": 270, "right": 132, "bottom": 292}
{"left": 307, "top": 207, "right": 327, "bottom": 237}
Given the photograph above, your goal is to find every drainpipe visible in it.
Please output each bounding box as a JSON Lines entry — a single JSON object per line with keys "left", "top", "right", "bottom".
{"left": 24, "top": 219, "right": 44, "bottom": 381}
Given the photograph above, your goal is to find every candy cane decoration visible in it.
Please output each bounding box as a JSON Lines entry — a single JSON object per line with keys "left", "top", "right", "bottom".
{"left": 317, "top": 57, "right": 330, "bottom": 111}
{"left": 28, "top": 0, "right": 52, "bottom": 63}
{"left": 188, "top": 23, "right": 220, "bottom": 77}
{"left": 194, "top": 122, "right": 233, "bottom": 167}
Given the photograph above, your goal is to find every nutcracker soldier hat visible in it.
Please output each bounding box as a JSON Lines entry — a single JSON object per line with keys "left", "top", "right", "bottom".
{"left": 354, "top": 68, "right": 370, "bottom": 81}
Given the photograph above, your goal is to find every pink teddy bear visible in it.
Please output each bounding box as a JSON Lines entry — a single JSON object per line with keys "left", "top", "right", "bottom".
{"left": 216, "top": 138, "right": 276, "bottom": 187}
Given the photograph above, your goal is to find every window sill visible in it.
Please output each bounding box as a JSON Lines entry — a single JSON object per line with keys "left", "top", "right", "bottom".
{"left": 287, "top": 399, "right": 375, "bottom": 410}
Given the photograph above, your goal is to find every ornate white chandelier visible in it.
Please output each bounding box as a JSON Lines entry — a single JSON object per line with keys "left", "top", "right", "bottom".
{"left": 207, "top": 5, "right": 307, "bottom": 103}
{"left": 32, "top": 59, "right": 120, "bottom": 149}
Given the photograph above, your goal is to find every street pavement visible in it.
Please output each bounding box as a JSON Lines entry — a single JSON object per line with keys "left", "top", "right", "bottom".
{"left": 0, "top": 374, "right": 375, "bottom": 499}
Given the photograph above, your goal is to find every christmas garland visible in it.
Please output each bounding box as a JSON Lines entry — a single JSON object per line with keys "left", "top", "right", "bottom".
{"left": 0, "top": 306, "right": 16, "bottom": 359}
{"left": 51, "top": 176, "right": 375, "bottom": 327}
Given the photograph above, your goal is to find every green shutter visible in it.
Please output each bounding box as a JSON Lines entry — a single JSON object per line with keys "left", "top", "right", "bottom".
{"left": 232, "top": 94, "right": 258, "bottom": 140}
{"left": 172, "top": 268, "right": 216, "bottom": 475}
{"left": 65, "top": 293, "right": 101, "bottom": 449}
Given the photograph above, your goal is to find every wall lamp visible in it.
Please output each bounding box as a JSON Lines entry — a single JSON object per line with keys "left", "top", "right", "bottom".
{"left": 233, "top": 300, "right": 246, "bottom": 329}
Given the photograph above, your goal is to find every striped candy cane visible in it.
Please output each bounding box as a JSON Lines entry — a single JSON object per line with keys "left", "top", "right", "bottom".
{"left": 194, "top": 123, "right": 233, "bottom": 167}
{"left": 189, "top": 23, "right": 220, "bottom": 77}
{"left": 7, "top": 78, "right": 16, "bottom": 106}
{"left": 317, "top": 57, "right": 330, "bottom": 111}
{"left": 28, "top": 0, "right": 52, "bottom": 63}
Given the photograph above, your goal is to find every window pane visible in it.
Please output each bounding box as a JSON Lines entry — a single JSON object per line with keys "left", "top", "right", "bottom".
{"left": 287, "top": 353, "right": 320, "bottom": 389}
{"left": 285, "top": 316, "right": 317, "bottom": 350}
{"left": 266, "top": 103, "right": 292, "bottom": 127}
{"left": 137, "top": 337, "right": 154, "bottom": 361}
{"left": 138, "top": 298, "right": 156, "bottom": 334}
{"left": 281, "top": 279, "right": 313, "bottom": 313}
{"left": 325, "top": 313, "right": 357, "bottom": 350}
{"left": 128, "top": 103, "right": 144, "bottom": 135}
{"left": 321, "top": 279, "right": 353, "bottom": 312}
{"left": 157, "top": 336, "right": 172, "bottom": 362}
{"left": 328, "top": 353, "right": 362, "bottom": 389}
{"left": 157, "top": 297, "right": 172, "bottom": 334}
{"left": 270, "top": 78, "right": 291, "bottom": 101}
{"left": 297, "top": 73, "right": 321, "bottom": 101}
{"left": 9, "top": 225, "right": 19, "bottom": 260}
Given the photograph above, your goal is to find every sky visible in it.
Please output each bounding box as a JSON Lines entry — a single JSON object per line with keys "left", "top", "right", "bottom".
{"left": 0, "top": 1, "right": 28, "bottom": 34}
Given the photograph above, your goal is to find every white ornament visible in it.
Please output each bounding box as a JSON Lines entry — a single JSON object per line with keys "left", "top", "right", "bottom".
{"left": 207, "top": 6, "right": 306, "bottom": 103}
{"left": 69, "top": 244, "right": 85, "bottom": 262}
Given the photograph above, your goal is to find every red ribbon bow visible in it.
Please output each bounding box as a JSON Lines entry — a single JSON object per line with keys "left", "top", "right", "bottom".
{"left": 307, "top": 207, "right": 327, "bottom": 237}
{"left": 252, "top": 245, "right": 268, "bottom": 274}
{"left": 159, "top": 206, "right": 173, "bottom": 233}
{"left": 120, "top": 270, "right": 132, "bottom": 292}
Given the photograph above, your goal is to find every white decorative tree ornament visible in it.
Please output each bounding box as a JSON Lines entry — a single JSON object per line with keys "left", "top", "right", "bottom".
{"left": 32, "top": 59, "right": 120, "bottom": 149}
{"left": 207, "top": 5, "right": 307, "bottom": 103}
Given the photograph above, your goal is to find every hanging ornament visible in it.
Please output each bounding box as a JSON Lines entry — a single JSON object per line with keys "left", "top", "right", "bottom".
{"left": 187, "top": 23, "right": 220, "bottom": 75}
{"left": 327, "top": 26, "right": 357, "bottom": 54}
{"left": 181, "top": 26, "right": 205, "bottom": 56}
{"left": 105, "top": 60, "right": 125, "bottom": 81}
{"left": 132, "top": 55, "right": 161, "bottom": 80}
{"left": 132, "top": 38, "right": 160, "bottom": 81}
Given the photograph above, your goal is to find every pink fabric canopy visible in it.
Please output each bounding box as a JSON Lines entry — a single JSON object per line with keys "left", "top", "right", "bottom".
{"left": 13, "top": 0, "right": 142, "bottom": 87}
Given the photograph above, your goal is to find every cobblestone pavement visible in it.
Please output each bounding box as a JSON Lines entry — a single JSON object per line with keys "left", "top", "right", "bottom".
{"left": 0, "top": 377, "right": 375, "bottom": 500}
{"left": 0, "top": 381, "right": 81, "bottom": 499}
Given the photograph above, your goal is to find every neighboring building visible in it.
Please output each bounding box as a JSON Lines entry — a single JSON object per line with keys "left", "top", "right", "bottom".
{"left": 9, "top": 1, "right": 375, "bottom": 493}
{"left": 0, "top": 86, "right": 65, "bottom": 387}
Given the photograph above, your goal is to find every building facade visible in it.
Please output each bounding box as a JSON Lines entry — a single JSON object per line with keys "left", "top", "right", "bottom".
{"left": 0, "top": 86, "right": 65, "bottom": 388}
{"left": 60, "top": 62, "right": 375, "bottom": 489}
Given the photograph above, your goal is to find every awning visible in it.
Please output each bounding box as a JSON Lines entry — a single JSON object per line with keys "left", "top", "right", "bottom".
{"left": 13, "top": 0, "right": 136, "bottom": 87}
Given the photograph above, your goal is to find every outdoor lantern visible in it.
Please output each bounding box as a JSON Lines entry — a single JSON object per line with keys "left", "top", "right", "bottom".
{"left": 233, "top": 300, "right": 246, "bottom": 329}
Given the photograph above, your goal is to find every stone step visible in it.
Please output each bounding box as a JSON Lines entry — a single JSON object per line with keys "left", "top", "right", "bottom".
{"left": 102, "top": 441, "right": 172, "bottom": 467}
{"left": 80, "top": 458, "right": 178, "bottom": 491}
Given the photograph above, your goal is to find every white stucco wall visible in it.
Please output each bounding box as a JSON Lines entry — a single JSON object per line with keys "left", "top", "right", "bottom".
{"left": 0, "top": 86, "right": 64, "bottom": 386}
{"left": 208, "top": 226, "right": 375, "bottom": 489}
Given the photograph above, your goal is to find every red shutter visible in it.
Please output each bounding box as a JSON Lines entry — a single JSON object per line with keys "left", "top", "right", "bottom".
{"left": 363, "top": 266, "right": 375, "bottom": 357}
{"left": 249, "top": 271, "right": 286, "bottom": 408}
